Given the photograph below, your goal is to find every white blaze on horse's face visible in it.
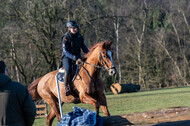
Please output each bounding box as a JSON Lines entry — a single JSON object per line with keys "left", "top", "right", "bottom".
{"left": 107, "top": 50, "right": 116, "bottom": 76}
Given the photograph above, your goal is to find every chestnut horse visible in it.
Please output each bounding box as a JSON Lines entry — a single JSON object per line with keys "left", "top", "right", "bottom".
{"left": 28, "top": 41, "right": 116, "bottom": 126}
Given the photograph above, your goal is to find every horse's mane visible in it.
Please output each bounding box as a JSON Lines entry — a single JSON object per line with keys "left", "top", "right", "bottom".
{"left": 84, "top": 42, "right": 105, "bottom": 59}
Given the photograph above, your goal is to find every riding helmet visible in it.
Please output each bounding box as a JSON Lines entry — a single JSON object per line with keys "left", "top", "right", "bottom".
{"left": 66, "top": 20, "right": 79, "bottom": 28}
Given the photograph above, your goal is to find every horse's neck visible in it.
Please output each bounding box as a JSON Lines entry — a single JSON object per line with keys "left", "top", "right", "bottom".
{"left": 87, "top": 58, "right": 100, "bottom": 76}
{"left": 82, "top": 55, "right": 100, "bottom": 79}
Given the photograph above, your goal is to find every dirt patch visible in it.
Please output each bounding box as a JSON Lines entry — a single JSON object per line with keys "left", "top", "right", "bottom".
{"left": 102, "top": 106, "right": 190, "bottom": 126}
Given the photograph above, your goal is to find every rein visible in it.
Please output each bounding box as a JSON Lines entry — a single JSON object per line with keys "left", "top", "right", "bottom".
{"left": 81, "top": 61, "right": 109, "bottom": 70}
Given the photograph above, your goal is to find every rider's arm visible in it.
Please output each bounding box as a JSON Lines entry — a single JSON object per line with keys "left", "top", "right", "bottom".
{"left": 62, "top": 37, "right": 78, "bottom": 61}
{"left": 81, "top": 39, "right": 89, "bottom": 53}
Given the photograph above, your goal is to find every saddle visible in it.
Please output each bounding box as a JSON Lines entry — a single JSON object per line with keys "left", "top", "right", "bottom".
{"left": 56, "top": 66, "right": 79, "bottom": 83}
{"left": 56, "top": 66, "right": 81, "bottom": 103}
{"left": 56, "top": 66, "right": 80, "bottom": 98}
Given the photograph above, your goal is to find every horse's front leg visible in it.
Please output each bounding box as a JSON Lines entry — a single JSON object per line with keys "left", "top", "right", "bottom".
{"left": 97, "top": 92, "right": 110, "bottom": 116}
{"left": 79, "top": 92, "right": 100, "bottom": 115}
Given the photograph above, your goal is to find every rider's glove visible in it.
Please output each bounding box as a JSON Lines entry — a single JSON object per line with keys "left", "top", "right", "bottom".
{"left": 76, "top": 58, "right": 83, "bottom": 66}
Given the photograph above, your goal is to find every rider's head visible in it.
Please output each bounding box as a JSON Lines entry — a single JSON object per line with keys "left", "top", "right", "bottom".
{"left": 0, "top": 61, "right": 7, "bottom": 75}
{"left": 66, "top": 20, "right": 78, "bottom": 34}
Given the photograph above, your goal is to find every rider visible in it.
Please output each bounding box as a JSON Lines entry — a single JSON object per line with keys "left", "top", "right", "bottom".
{"left": 62, "top": 20, "right": 89, "bottom": 96}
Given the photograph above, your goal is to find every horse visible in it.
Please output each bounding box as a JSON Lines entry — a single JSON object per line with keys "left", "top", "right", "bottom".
{"left": 28, "top": 41, "right": 116, "bottom": 126}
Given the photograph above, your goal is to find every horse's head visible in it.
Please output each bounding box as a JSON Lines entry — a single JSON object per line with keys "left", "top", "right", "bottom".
{"left": 99, "top": 41, "right": 116, "bottom": 76}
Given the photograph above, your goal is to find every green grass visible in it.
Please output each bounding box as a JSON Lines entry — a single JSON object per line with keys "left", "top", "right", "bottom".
{"left": 33, "top": 86, "right": 190, "bottom": 126}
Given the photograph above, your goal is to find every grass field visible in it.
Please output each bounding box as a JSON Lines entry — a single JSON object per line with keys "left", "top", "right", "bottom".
{"left": 33, "top": 86, "right": 190, "bottom": 126}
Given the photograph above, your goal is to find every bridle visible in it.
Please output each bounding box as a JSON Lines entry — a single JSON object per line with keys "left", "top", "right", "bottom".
{"left": 77, "top": 49, "right": 116, "bottom": 89}
{"left": 81, "top": 50, "right": 115, "bottom": 71}
{"left": 99, "top": 50, "right": 116, "bottom": 70}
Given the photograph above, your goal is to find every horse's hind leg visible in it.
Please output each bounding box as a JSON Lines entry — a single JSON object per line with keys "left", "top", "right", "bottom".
{"left": 46, "top": 108, "right": 56, "bottom": 126}
{"left": 44, "top": 95, "right": 62, "bottom": 126}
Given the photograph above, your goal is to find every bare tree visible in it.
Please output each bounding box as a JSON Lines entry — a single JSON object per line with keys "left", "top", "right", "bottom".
{"left": 153, "top": 29, "right": 189, "bottom": 86}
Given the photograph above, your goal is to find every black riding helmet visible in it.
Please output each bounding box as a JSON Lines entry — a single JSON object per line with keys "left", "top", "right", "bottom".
{"left": 66, "top": 20, "right": 79, "bottom": 28}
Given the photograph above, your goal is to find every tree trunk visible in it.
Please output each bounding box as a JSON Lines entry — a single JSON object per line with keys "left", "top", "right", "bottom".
{"left": 171, "top": 20, "right": 189, "bottom": 86}
{"left": 132, "top": 20, "right": 146, "bottom": 88}
{"left": 114, "top": 18, "right": 121, "bottom": 83}
{"left": 10, "top": 35, "right": 20, "bottom": 82}
{"left": 131, "top": 0, "right": 147, "bottom": 88}
{"left": 179, "top": 9, "right": 190, "bottom": 34}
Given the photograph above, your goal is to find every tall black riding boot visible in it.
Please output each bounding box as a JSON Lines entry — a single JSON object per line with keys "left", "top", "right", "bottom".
{"left": 64, "top": 72, "right": 72, "bottom": 96}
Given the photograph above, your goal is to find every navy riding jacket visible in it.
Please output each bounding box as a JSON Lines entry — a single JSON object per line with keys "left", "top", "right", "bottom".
{"left": 62, "top": 31, "right": 89, "bottom": 61}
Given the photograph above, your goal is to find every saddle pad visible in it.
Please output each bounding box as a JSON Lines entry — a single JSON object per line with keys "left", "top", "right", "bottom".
{"left": 59, "top": 67, "right": 65, "bottom": 73}
{"left": 57, "top": 72, "right": 65, "bottom": 83}
{"left": 57, "top": 66, "right": 78, "bottom": 83}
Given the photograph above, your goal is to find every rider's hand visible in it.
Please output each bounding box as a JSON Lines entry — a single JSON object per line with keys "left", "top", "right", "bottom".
{"left": 76, "top": 58, "right": 83, "bottom": 66}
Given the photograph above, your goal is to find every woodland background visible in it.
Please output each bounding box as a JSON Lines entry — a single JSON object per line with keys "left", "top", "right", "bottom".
{"left": 0, "top": 0, "right": 190, "bottom": 91}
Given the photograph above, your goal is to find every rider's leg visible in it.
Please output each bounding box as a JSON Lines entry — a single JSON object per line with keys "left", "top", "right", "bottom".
{"left": 64, "top": 71, "right": 72, "bottom": 96}
{"left": 62, "top": 57, "right": 72, "bottom": 96}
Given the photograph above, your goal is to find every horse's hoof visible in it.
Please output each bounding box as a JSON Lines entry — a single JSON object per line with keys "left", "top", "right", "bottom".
{"left": 73, "top": 98, "right": 81, "bottom": 104}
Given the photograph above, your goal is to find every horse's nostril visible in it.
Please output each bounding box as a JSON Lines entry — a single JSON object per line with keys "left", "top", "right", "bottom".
{"left": 109, "top": 70, "right": 115, "bottom": 76}
{"left": 108, "top": 69, "right": 116, "bottom": 76}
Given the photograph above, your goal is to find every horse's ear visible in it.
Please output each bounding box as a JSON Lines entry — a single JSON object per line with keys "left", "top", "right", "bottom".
{"left": 103, "top": 41, "right": 112, "bottom": 49}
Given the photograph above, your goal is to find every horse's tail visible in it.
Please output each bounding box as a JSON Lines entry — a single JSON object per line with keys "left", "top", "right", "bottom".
{"left": 28, "top": 77, "right": 42, "bottom": 101}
